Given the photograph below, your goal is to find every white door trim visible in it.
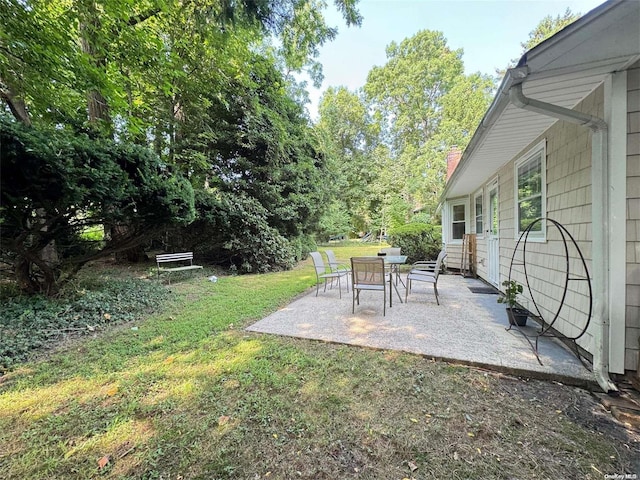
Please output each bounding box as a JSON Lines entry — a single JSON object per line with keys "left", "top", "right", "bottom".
{"left": 487, "top": 178, "right": 500, "bottom": 286}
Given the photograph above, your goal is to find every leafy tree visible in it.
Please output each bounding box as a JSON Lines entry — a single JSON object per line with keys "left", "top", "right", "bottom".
{"left": 316, "top": 86, "right": 383, "bottom": 234}
{"left": 0, "top": 0, "right": 85, "bottom": 126}
{"left": 365, "top": 31, "right": 466, "bottom": 150}
{"left": 0, "top": 117, "right": 195, "bottom": 295}
{"left": 499, "top": 8, "right": 581, "bottom": 75}
{"left": 174, "top": 52, "right": 330, "bottom": 240}
{"left": 0, "top": 0, "right": 361, "bottom": 135}
{"left": 364, "top": 30, "right": 493, "bottom": 220}
{"left": 1, "top": 0, "right": 362, "bottom": 284}
{"left": 519, "top": 8, "right": 580, "bottom": 54}
{"left": 316, "top": 200, "right": 352, "bottom": 241}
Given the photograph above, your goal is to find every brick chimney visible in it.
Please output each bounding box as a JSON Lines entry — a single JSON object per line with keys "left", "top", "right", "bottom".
{"left": 446, "top": 146, "right": 462, "bottom": 181}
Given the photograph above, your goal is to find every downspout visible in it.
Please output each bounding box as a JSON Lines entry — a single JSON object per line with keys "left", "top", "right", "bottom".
{"left": 509, "top": 81, "right": 618, "bottom": 394}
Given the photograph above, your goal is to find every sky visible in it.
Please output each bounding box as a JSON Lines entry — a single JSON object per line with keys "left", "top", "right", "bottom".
{"left": 303, "top": 0, "right": 606, "bottom": 119}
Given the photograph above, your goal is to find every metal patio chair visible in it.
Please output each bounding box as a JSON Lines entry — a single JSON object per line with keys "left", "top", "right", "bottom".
{"left": 310, "top": 251, "right": 348, "bottom": 298}
{"left": 405, "top": 251, "right": 447, "bottom": 305}
{"left": 351, "top": 256, "right": 388, "bottom": 316}
{"left": 325, "top": 249, "right": 351, "bottom": 292}
{"left": 325, "top": 249, "right": 351, "bottom": 277}
{"left": 410, "top": 249, "right": 447, "bottom": 274}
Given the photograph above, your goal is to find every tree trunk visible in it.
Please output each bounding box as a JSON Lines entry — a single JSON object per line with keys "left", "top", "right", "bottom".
{"left": 14, "top": 257, "right": 38, "bottom": 294}
{"left": 0, "top": 80, "right": 31, "bottom": 125}
{"left": 79, "top": 1, "right": 111, "bottom": 129}
{"left": 111, "top": 224, "right": 147, "bottom": 263}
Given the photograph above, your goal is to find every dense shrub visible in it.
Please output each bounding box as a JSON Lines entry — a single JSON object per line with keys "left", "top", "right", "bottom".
{"left": 289, "top": 234, "right": 317, "bottom": 262}
{"left": 170, "top": 190, "right": 296, "bottom": 273}
{"left": 387, "top": 223, "right": 442, "bottom": 264}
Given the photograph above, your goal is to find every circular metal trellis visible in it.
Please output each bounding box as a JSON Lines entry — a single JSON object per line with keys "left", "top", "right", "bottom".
{"left": 506, "top": 217, "right": 593, "bottom": 368}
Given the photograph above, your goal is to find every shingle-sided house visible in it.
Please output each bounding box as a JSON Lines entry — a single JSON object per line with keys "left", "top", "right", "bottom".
{"left": 441, "top": 0, "right": 640, "bottom": 392}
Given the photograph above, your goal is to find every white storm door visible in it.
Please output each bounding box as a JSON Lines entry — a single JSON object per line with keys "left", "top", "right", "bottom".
{"left": 487, "top": 181, "right": 500, "bottom": 286}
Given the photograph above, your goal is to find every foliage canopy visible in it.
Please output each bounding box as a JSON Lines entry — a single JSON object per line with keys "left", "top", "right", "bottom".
{"left": 0, "top": 116, "right": 195, "bottom": 294}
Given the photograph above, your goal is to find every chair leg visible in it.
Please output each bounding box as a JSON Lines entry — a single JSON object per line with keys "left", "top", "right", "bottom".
{"left": 383, "top": 292, "right": 386, "bottom": 316}
{"left": 405, "top": 279, "right": 409, "bottom": 303}
{"left": 434, "top": 283, "right": 439, "bottom": 305}
{"left": 316, "top": 281, "right": 319, "bottom": 297}
{"left": 337, "top": 276, "right": 342, "bottom": 299}
{"left": 352, "top": 289, "right": 356, "bottom": 313}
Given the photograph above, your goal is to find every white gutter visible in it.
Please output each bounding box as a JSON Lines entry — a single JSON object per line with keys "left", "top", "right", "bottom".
{"left": 509, "top": 82, "right": 617, "bottom": 394}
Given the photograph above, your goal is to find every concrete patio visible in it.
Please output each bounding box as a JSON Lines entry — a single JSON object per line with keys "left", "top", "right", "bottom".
{"left": 246, "top": 274, "right": 596, "bottom": 388}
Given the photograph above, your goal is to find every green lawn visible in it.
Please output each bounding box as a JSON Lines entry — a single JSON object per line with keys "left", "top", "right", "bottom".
{"left": 0, "top": 243, "right": 637, "bottom": 479}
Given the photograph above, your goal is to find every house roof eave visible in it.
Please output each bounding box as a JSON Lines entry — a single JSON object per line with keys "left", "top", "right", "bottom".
{"left": 442, "top": 0, "right": 640, "bottom": 202}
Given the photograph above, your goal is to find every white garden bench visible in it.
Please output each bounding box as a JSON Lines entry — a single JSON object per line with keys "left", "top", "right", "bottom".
{"left": 156, "top": 252, "right": 203, "bottom": 283}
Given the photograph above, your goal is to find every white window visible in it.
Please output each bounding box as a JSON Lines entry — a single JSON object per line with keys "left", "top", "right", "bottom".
{"left": 514, "top": 141, "right": 546, "bottom": 239}
{"left": 474, "top": 189, "right": 484, "bottom": 238}
{"left": 449, "top": 199, "right": 467, "bottom": 242}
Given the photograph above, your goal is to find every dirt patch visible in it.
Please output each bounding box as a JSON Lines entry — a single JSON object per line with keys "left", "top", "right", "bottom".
{"left": 497, "top": 374, "right": 640, "bottom": 475}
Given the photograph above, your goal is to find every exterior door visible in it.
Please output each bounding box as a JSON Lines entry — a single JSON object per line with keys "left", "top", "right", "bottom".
{"left": 487, "top": 180, "right": 500, "bottom": 286}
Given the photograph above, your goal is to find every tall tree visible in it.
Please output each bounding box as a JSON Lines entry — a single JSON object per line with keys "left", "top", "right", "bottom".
{"left": 364, "top": 30, "right": 493, "bottom": 218}
{"left": 0, "top": 0, "right": 85, "bottom": 126}
{"left": 498, "top": 8, "right": 581, "bottom": 76}
{"left": 366, "top": 31, "right": 464, "bottom": 151}
{"left": 520, "top": 8, "right": 580, "bottom": 53}
{"left": 1, "top": 116, "right": 195, "bottom": 294}
{"left": 0, "top": 0, "right": 361, "bottom": 134}
{"left": 316, "top": 86, "right": 384, "bottom": 234}
{"left": 1, "top": 0, "right": 363, "bottom": 275}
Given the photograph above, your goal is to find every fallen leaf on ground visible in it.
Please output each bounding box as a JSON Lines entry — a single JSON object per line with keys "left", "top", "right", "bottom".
{"left": 98, "top": 455, "right": 110, "bottom": 469}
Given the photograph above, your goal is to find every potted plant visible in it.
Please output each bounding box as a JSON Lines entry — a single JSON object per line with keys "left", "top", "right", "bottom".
{"left": 497, "top": 280, "right": 528, "bottom": 326}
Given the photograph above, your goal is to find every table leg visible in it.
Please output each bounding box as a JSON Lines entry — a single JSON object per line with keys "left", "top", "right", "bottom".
{"left": 389, "top": 271, "right": 403, "bottom": 304}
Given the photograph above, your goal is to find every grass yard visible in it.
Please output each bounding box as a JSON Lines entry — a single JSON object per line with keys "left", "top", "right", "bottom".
{"left": 0, "top": 243, "right": 638, "bottom": 479}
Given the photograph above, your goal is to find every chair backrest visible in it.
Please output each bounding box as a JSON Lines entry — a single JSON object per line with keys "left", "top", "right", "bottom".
{"left": 310, "top": 251, "right": 327, "bottom": 276}
{"left": 433, "top": 250, "right": 447, "bottom": 277}
{"left": 380, "top": 247, "right": 401, "bottom": 256}
{"left": 325, "top": 250, "right": 339, "bottom": 270}
{"left": 351, "top": 257, "right": 386, "bottom": 287}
